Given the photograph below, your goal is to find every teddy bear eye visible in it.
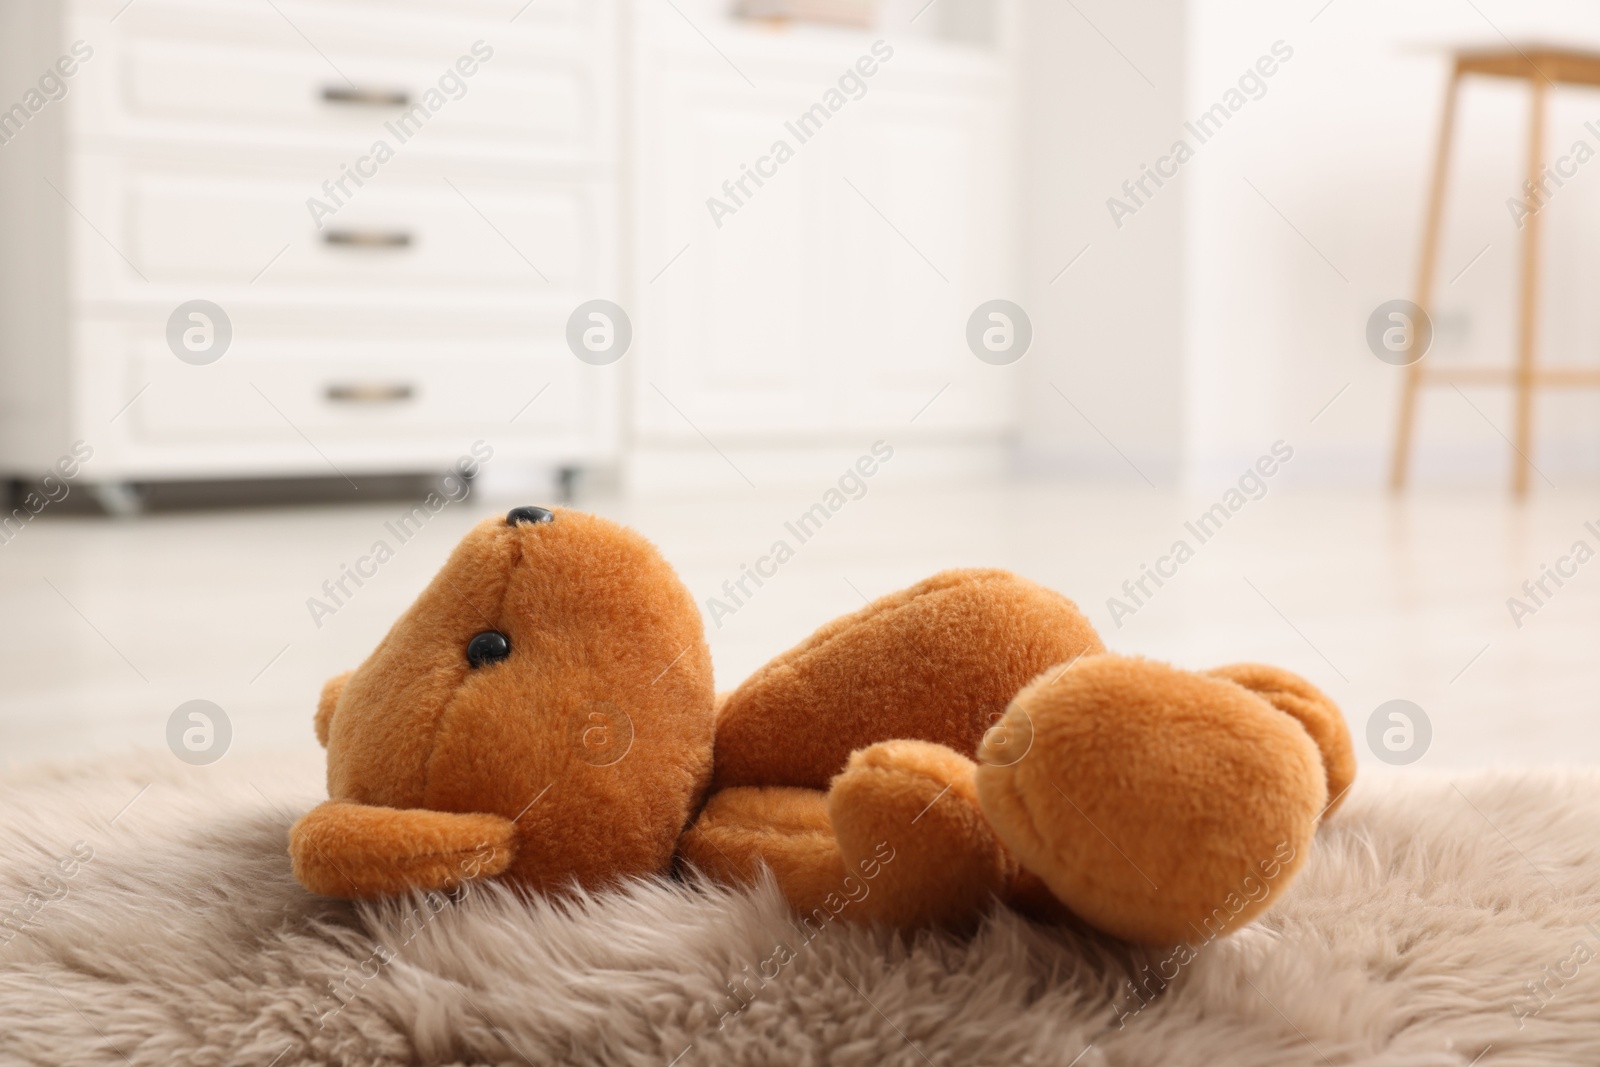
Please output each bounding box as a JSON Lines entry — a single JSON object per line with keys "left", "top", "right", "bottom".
{"left": 466, "top": 630, "right": 511, "bottom": 668}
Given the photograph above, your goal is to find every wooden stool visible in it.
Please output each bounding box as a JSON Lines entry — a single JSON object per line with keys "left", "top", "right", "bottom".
{"left": 1392, "top": 46, "right": 1600, "bottom": 494}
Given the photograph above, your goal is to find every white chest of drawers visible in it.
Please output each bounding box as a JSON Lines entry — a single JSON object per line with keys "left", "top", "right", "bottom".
{"left": 0, "top": 0, "right": 621, "bottom": 493}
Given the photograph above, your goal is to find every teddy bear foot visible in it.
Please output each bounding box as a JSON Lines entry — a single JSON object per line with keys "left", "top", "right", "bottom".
{"left": 826, "top": 740, "right": 1016, "bottom": 929}
{"left": 289, "top": 801, "right": 516, "bottom": 899}
{"left": 678, "top": 786, "right": 850, "bottom": 912}
{"left": 1205, "top": 663, "right": 1355, "bottom": 816}
{"left": 679, "top": 741, "right": 1018, "bottom": 929}
{"left": 975, "top": 655, "right": 1331, "bottom": 946}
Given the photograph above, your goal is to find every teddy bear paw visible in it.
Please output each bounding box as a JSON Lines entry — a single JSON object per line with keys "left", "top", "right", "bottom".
{"left": 289, "top": 801, "right": 515, "bottom": 899}
{"left": 827, "top": 740, "right": 1017, "bottom": 929}
{"left": 975, "top": 655, "right": 1330, "bottom": 945}
{"left": 1205, "top": 662, "right": 1355, "bottom": 816}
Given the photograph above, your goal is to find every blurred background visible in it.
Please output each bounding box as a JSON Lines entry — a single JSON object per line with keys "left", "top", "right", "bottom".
{"left": 1, "top": 0, "right": 1598, "bottom": 772}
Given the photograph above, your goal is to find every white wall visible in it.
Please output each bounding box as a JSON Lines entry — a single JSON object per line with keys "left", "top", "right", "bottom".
{"left": 1021, "top": 0, "right": 1600, "bottom": 490}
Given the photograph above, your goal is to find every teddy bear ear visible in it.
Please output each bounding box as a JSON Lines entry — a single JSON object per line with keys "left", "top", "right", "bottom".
{"left": 314, "top": 671, "right": 354, "bottom": 748}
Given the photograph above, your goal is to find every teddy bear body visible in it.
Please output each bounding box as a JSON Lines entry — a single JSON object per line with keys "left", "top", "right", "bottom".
{"left": 681, "top": 568, "right": 1350, "bottom": 941}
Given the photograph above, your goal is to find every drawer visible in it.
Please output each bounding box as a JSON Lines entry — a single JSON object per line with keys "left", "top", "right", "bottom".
{"left": 69, "top": 154, "right": 614, "bottom": 313}
{"left": 67, "top": 318, "right": 621, "bottom": 478}
{"left": 71, "top": 0, "right": 590, "bottom": 28}
{"left": 68, "top": 0, "right": 615, "bottom": 164}
{"left": 118, "top": 333, "right": 596, "bottom": 444}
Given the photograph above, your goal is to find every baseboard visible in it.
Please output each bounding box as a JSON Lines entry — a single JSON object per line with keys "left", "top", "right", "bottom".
{"left": 623, "top": 439, "right": 1011, "bottom": 497}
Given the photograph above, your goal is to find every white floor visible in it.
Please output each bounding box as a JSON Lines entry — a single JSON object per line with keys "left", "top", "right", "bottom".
{"left": 1, "top": 478, "right": 1597, "bottom": 773}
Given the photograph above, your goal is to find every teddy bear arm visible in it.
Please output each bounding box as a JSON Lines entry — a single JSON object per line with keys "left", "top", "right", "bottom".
{"left": 289, "top": 800, "right": 514, "bottom": 899}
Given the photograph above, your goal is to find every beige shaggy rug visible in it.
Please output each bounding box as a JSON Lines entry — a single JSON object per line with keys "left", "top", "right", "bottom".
{"left": 1, "top": 751, "right": 1599, "bottom": 1067}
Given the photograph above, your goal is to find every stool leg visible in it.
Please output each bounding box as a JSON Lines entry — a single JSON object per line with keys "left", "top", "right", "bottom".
{"left": 1512, "top": 78, "right": 1547, "bottom": 496}
{"left": 1392, "top": 68, "right": 1461, "bottom": 490}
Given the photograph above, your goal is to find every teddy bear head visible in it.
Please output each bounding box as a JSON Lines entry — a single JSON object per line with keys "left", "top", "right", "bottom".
{"left": 311, "top": 506, "right": 715, "bottom": 894}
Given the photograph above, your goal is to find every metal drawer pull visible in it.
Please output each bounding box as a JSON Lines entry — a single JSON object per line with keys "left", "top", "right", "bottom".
{"left": 322, "top": 230, "right": 413, "bottom": 249}
{"left": 321, "top": 85, "right": 410, "bottom": 107}
{"left": 325, "top": 383, "right": 415, "bottom": 404}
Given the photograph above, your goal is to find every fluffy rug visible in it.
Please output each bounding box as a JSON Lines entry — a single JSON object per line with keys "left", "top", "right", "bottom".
{"left": 1, "top": 752, "right": 1598, "bottom": 1067}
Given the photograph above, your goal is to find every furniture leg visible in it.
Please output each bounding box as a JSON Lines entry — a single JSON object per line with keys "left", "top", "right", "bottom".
{"left": 1512, "top": 77, "right": 1547, "bottom": 495}
{"left": 1392, "top": 66, "right": 1461, "bottom": 490}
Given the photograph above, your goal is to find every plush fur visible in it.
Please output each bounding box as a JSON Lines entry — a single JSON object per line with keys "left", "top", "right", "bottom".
{"left": 291, "top": 511, "right": 1354, "bottom": 947}
{"left": 4, "top": 751, "right": 1599, "bottom": 1066}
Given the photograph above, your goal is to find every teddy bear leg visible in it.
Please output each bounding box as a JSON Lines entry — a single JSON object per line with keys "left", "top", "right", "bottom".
{"left": 289, "top": 801, "right": 516, "bottom": 899}
{"left": 975, "top": 655, "right": 1328, "bottom": 946}
{"left": 1205, "top": 663, "right": 1355, "bottom": 816}
{"left": 678, "top": 787, "right": 852, "bottom": 915}
{"left": 826, "top": 740, "right": 1017, "bottom": 929}
{"left": 682, "top": 746, "right": 1018, "bottom": 930}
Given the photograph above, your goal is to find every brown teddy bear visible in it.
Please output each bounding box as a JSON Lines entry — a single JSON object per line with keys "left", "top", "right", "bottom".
{"left": 290, "top": 506, "right": 1353, "bottom": 946}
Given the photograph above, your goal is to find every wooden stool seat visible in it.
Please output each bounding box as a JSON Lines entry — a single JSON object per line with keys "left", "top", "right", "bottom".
{"left": 1392, "top": 46, "right": 1600, "bottom": 493}
{"left": 1455, "top": 46, "right": 1600, "bottom": 85}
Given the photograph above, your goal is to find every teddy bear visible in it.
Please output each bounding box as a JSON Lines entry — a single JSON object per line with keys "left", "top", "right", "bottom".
{"left": 290, "top": 506, "right": 1353, "bottom": 946}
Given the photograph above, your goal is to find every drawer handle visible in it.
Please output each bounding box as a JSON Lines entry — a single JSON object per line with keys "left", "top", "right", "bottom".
{"left": 322, "top": 229, "right": 413, "bottom": 249}
{"left": 321, "top": 85, "right": 410, "bottom": 108}
{"left": 325, "top": 383, "right": 415, "bottom": 404}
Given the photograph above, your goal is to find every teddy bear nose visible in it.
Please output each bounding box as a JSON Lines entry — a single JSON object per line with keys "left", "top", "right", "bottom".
{"left": 506, "top": 506, "right": 555, "bottom": 527}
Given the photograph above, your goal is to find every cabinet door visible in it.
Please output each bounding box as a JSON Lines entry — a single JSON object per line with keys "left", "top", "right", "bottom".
{"left": 635, "top": 62, "right": 833, "bottom": 441}
{"left": 635, "top": 41, "right": 1015, "bottom": 445}
{"left": 826, "top": 79, "right": 1012, "bottom": 432}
